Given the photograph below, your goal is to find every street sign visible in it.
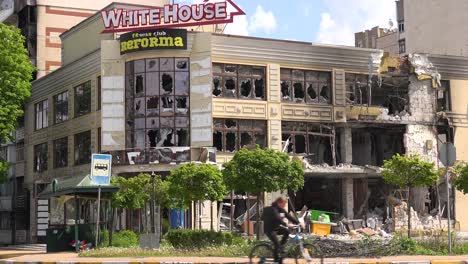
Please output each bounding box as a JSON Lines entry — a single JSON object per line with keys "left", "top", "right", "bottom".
{"left": 439, "top": 142, "right": 456, "bottom": 166}
{"left": 91, "top": 154, "right": 112, "bottom": 185}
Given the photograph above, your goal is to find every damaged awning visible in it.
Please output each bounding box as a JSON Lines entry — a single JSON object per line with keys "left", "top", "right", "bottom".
{"left": 302, "top": 163, "right": 383, "bottom": 177}
{"left": 38, "top": 174, "right": 119, "bottom": 198}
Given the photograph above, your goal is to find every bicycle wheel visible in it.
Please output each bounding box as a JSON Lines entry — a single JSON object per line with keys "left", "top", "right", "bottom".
{"left": 249, "top": 243, "right": 275, "bottom": 264}
{"left": 293, "top": 243, "right": 321, "bottom": 264}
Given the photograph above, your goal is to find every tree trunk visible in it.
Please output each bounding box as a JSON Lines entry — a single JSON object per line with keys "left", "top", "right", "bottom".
{"left": 210, "top": 201, "right": 214, "bottom": 231}
{"left": 256, "top": 193, "right": 261, "bottom": 240}
{"left": 198, "top": 201, "right": 202, "bottom": 230}
{"left": 246, "top": 193, "right": 251, "bottom": 236}
{"left": 407, "top": 187, "right": 412, "bottom": 238}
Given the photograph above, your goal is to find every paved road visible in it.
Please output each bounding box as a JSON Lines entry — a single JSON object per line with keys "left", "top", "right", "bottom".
{"left": 1, "top": 250, "right": 468, "bottom": 264}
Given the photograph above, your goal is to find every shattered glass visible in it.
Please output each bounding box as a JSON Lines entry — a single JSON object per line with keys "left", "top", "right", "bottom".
{"left": 281, "top": 81, "right": 292, "bottom": 101}
{"left": 254, "top": 78, "right": 265, "bottom": 99}
{"left": 175, "top": 58, "right": 189, "bottom": 71}
{"left": 224, "top": 77, "right": 237, "bottom": 98}
{"left": 241, "top": 132, "right": 254, "bottom": 148}
{"left": 176, "top": 128, "right": 189, "bottom": 146}
{"left": 240, "top": 79, "right": 252, "bottom": 98}
{"left": 146, "top": 96, "right": 159, "bottom": 116}
{"left": 146, "top": 117, "right": 159, "bottom": 129}
{"left": 175, "top": 97, "right": 189, "bottom": 115}
{"left": 160, "top": 58, "right": 174, "bottom": 71}
{"left": 226, "top": 132, "right": 237, "bottom": 152}
{"left": 134, "top": 97, "right": 146, "bottom": 117}
{"left": 213, "top": 131, "right": 223, "bottom": 151}
{"left": 213, "top": 76, "right": 222, "bottom": 97}
{"left": 135, "top": 73, "right": 145, "bottom": 96}
{"left": 160, "top": 73, "right": 174, "bottom": 95}
{"left": 146, "top": 59, "right": 159, "bottom": 72}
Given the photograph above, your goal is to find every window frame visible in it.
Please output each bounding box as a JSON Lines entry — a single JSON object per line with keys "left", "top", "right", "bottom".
{"left": 53, "top": 91, "right": 69, "bottom": 124}
{"left": 125, "top": 58, "right": 191, "bottom": 149}
{"left": 74, "top": 131, "right": 91, "bottom": 166}
{"left": 97, "top": 76, "right": 101, "bottom": 111}
{"left": 281, "top": 121, "right": 334, "bottom": 158}
{"left": 53, "top": 137, "right": 68, "bottom": 168}
{"left": 35, "top": 99, "right": 48, "bottom": 130}
{"left": 212, "top": 63, "right": 267, "bottom": 100}
{"left": 213, "top": 118, "right": 267, "bottom": 153}
{"left": 399, "top": 39, "right": 406, "bottom": 54}
{"left": 74, "top": 80, "right": 92, "bottom": 117}
{"left": 33, "top": 142, "right": 48, "bottom": 172}
{"left": 280, "top": 68, "right": 332, "bottom": 104}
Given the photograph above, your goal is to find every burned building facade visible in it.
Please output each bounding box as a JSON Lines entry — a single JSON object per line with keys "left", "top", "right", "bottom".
{"left": 23, "top": 3, "right": 468, "bottom": 242}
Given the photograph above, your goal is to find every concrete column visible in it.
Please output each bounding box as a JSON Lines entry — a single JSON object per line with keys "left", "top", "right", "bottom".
{"left": 340, "top": 127, "right": 352, "bottom": 164}
{"left": 342, "top": 177, "right": 354, "bottom": 219}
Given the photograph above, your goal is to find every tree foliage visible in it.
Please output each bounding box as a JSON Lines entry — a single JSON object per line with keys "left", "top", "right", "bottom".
{"left": 382, "top": 154, "right": 438, "bottom": 236}
{"left": 0, "top": 160, "right": 10, "bottom": 184}
{"left": 111, "top": 173, "right": 168, "bottom": 209}
{"left": 382, "top": 154, "right": 438, "bottom": 188}
{"left": 222, "top": 146, "right": 304, "bottom": 194}
{"left": 167, "top": 163, "right": 226, "bottom": 209}
{"left": 453, "top": 162, "right": 468, "bottom": 194}
{"left": 0, "top": 24, "right": 34, "bottom": 143}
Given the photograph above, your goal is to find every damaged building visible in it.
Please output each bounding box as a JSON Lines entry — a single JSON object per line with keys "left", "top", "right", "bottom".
{"left": 21, "top": 2, "right": 468, "bottom": 243}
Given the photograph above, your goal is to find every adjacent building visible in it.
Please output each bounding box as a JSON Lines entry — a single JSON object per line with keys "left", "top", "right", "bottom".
{"left": 355, "top": 26, "right": 398, "bottom": 55}
{"left": 23, "top": 2, "right": 468, "bottom": 243}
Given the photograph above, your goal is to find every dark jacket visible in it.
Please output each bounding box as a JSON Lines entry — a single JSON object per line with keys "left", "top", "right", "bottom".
{"left": 261, "top": 202, "right": 299, "bottom": 233}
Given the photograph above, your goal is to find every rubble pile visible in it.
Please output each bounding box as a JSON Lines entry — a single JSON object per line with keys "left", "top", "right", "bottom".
{"left": 393, "top": 202, "right": 449, "bottom": 231}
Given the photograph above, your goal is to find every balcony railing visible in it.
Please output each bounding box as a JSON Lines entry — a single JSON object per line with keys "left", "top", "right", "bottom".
{"left": 106, "top": 147, "right": 217, "bottom": 166}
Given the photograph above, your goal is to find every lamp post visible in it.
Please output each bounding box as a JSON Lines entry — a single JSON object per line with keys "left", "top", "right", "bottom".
{"left": 151, "top": 171, "right": 156, "bottom": 233}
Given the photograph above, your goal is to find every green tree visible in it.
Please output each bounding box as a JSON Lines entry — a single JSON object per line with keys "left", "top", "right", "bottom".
{"left": 222, "top": 146, "right": 304, "bottom": 239}
{"left": 167, "top": 163, "right": 226, "bottom": 229}
{"left": 382, "top": 154, "right": 438, "bottom": 237}
{"left": 453, "top": 162, "right": 468, "bottom": 194}
{"left": 0, "top": 23, "right": 35, "bottom": 182}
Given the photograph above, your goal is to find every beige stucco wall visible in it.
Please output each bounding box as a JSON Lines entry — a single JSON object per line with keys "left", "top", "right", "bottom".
{"left": 450, "top": 79, "right": 468, "bottom": 231}
{"left": 403, "top": 0, "right": 468, "bottom": 56}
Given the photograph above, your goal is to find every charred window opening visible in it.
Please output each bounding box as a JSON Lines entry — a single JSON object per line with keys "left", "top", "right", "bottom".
{"left": 282, "top": 122, "right": 335, "bottom": 165}
{"left": 213, "top": 119, "right": 267, "bottom": 152}
{"left": 213, "top": 131, "right": 223, "bottom": 151}
{"left": 34, "top": 143, "right": 48, "bottom": 172}
{"left": 281, "top": 69, "right": 331, "bottom": 104}
{"left": 161, "top": 73, "right": 173, "bottom": 94}
{"left": 352, "top": 126, "right": 405, "bottom": 166}
{"left": 135, "top": 74, "right": 145, "bottom": 95}
{"left": 212, "top": 76, "right": 222, "bottom": 97}
{"left": 125, "top": 58, "right": 190, "bottom": 149}
{"left": 290, "top": 178, "right": 342, "bottom": 213}
{"left": 346, "top": 73, "right": 410, "bottom": 115}
{"left": 224, "top": 78, "right": 236, "bottom": 97}
{"left": 281, "top": 81, "right": 291, "bottom": 101}
{"left": 213, "top": 63, "right": 266, "bottom": 100}
{"left": 240, "top": 79, "right": 252, "bottom": 98}
{"left": 437, "top": 80, "right": 451, "bottom": 112}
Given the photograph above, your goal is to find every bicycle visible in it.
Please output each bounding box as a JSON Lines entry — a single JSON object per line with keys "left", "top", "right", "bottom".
{"left": 249, "top": 225, "right": 322, "bottom": 264}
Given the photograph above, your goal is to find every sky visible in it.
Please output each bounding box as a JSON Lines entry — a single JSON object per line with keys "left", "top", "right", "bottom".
{"left": 175, "top": 0, "right": 397, "bottom": 46}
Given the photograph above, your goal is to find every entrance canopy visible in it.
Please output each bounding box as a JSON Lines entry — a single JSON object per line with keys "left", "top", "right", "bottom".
{"left": 38, "top": 174, "right": 119, "bottom": 198}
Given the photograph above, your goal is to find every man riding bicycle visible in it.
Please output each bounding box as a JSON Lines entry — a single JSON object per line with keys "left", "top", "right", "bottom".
{"left": 261, "top": 196, "right": 303, "bottom": 264}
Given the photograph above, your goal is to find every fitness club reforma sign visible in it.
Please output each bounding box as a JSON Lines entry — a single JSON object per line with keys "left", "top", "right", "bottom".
{"left": 101, "top": 0, "right": 246, "bottom": 33}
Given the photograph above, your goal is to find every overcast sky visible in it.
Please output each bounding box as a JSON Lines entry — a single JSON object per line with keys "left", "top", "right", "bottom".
{"left": 176, "top": 0, "right": 396, "bottom": 46}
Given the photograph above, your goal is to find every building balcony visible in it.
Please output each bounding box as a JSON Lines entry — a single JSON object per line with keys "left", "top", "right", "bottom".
{"left": 106, "top": 147, "right": 216, "bottom": 167}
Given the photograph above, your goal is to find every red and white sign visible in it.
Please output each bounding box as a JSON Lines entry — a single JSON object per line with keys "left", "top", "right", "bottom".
{"left": 101, "top": 0, "right": 245, "bottom": 33}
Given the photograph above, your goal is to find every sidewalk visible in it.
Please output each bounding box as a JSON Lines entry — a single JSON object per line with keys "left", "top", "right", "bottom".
{"left": 1, "top": 250, "right": 468, "bottom": 264}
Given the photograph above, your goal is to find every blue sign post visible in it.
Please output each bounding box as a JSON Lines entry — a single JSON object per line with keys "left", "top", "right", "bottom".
{"left": 91, "top": 154, "right": 112, "bottom": 185}
{"left": 90, "top": 153, "right": 112, "bottom": 247}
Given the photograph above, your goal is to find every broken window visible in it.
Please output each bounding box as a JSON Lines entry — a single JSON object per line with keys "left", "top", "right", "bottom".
{"left": 53, "top": 137, "right": 68, "bottom": 168}
{"left": 74, "top": 131, "right": 91, "bottom": 165}
{"left": 212, "top": 63, "right": 266, "bottom": 99}
{"left": 74, "top": 80, "right": 91, "bottom": 117}
{"left": 35, "top": 99, "right": 48, "bottom": 130}
{"left": 135, "top": 73, "right": 145, "bottom": 96}
{"left": 281, "top": 69, "right": 331, "bottom": 104}
{"left": 126, "top": 58, "right": 190, "bottom": 150}
{"left": 281, "top": 122, "right": 335, "bottom": 165}
{"left": 437, "top": 80, "right": 451, "bottom": 112}
{"left": 345, "top": 73, "right": 369, "bottom": 105}
{"left": 54, "top": 91, "right": 68, "bottom": 124}
{"left": 34, "top": 143, "right": 48, "bottom": 172}
{"left": 213, "top": 119, "right": 267, "bottom": 152}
